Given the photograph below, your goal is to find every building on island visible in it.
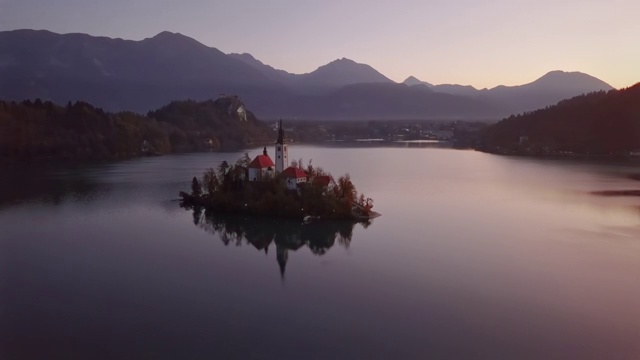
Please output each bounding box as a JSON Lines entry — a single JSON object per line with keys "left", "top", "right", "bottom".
{"left": 282, "top": 167, "right": 308, "bottom": 190}
{"left": 248, "top": 147, "right": 275, "bottom": 181}
{"left": 248, "top": 120, "right": 336, "bottom": 193}
{"left": 248, "top": 120, "right": 290, "bottom": 182}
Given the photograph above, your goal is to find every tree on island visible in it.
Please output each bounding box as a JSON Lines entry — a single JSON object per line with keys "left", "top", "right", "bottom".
{"left": 191, "top": 177, "right": 202, "bottom": 198}
{"left": 336, "top": 174, "right": 357, "bottom": 202}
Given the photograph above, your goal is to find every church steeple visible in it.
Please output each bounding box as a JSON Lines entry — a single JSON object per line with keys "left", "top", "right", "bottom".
{"left": 275, "top": 119, "right": 288, "bottom": 173}
{"left": 277, "top": 119, "right": 285, "bottom": 145}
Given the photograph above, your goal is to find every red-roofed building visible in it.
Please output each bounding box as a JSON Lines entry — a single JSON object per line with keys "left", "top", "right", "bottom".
{"left": 248, "top": 147, "right": 275, "bottom": 181}
{"left": 282, "top": 166, "right": 307, "bottom": 190}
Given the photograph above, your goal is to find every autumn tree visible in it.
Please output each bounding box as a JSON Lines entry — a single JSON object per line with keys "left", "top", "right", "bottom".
{"left": 202, "top": 168, "right": 219, "bottom": 194}
{"left": 336, "top": 174, "right": 357, "bottom": 202}
{"left": 235, "top": 152, "right": 252, "bottom": 167}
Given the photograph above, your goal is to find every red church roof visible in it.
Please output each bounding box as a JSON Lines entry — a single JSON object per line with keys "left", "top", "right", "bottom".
{"left": 249, "top": 155, "right": 275, "bottom": 169}
{"left": 282, "top": 167, "right": 307, "bottom": 179}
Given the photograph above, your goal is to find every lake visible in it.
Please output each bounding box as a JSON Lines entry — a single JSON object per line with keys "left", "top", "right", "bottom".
{"left": 1, "top": 146, "right": 639, "bottom": 359}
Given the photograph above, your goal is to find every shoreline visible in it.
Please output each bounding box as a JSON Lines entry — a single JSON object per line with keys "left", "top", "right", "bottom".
{"left": 184, "top": 202, "right": 379, "bottom": 223}
{"left": 5, "top": 143, "right": 640, "bottom": 168}
{"left": 475, "top": 148, "right": 640, "bottom": 163}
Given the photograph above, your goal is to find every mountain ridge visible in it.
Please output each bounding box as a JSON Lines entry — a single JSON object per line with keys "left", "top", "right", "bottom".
{"left": 404, "top": 71, "right": 614, "bottom": 113}
{"left": 0, "top": 29, "right": 617, "bottom": 120}
{"left": 404, "top": 71, "right": 613, "bottom": 93}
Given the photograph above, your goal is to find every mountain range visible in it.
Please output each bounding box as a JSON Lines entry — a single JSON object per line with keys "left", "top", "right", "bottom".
{"left": 0, "top": 29, "right": 615, "bottom": 120}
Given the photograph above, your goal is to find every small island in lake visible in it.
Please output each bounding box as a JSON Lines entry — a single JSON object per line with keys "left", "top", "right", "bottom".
{"left": 180, "top": 121, "right": 380, "bottom": 220}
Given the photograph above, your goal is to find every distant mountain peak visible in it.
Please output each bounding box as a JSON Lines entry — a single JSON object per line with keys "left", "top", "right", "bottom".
{"left": 403, "top": 76, "right": 432, "bottom": 87}
{"left": 154, "top": 31, "right": 176, "bottom": 37}
{"left": 306, "top": 58, "right": 393, "bottom": 86}
{"left": 150, "top": 31, "right": 185, "bottom": 39}
{"left": 539, "top": 70, "right": 583, "bottom": 79}
{"left": 145, "top": 31, "right": 203, "bottom": 46}
{"left": 319, "top": 57, "right": 363, "bottom": 69}
{"left": 531, "top": 70, "right": 614, "bottom": 90}
{"left": 234, "top": 52, "right": 257, "bottom": 60}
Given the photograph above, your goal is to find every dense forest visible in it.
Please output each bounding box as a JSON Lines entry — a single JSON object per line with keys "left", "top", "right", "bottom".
{"left": 479, "top": 83, "right": 640, "bottom": 156}
{"left": 148, "top": 97, "right": 271, "bottom": 151}
{"left": 0, "top": 96, "right": 272, "bottom": 162}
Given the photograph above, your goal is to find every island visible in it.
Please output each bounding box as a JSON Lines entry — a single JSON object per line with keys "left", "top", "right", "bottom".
{"left": 179, "top": 121, "right": 379, "bottom": 220}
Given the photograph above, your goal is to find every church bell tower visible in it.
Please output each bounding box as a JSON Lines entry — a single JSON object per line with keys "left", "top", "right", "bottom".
{"left": 275, "top": 120, "right": 288, "bottom": 173}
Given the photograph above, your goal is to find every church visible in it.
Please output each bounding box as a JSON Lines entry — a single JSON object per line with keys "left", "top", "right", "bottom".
{"left": 247, "top": 120, "right": 308, "bottom": 189}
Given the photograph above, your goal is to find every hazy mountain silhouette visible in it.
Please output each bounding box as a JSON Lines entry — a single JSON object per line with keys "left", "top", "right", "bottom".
{"left": 266, "top": 83, "right": 499, "bottom": 120}
{"left": 483, "top": 71, "right": 615, "bottom": 113}
{"left": 230, "top": 54, "right": 393, "bottom": 93}
{"left": 405, "top": 71, "right": 614, "bottom": 112}
{"left": 403, "top": 77, "right": 478, "bottom": 96}
{"left": 296, "top": 58, "right": 393, "bottom": 90}
{"left": 0, "top": 30, "right": 616, "bottom": 120}
{"left": 403, "top": 76, "right": 432, "bottom": 87}
{"left": 0, "top": 29, "right": 288, "bottom": 112}
{"left": 228, "top": 52, "right": 297, "bottom": 85}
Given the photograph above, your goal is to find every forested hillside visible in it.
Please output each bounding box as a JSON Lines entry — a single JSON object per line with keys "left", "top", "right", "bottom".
{"left": 480, "top": 84, "right": 640, "bottom": 156}
{"left": 0, "top": 97, "right": 272, "bottom": 162}
{"left": 148, "top": 96, "right": 271, "bottom": 151}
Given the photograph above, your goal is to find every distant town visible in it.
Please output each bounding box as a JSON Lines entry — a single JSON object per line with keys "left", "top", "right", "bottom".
{"left": 278, "top": 119, "right": 487, "bottom": 148}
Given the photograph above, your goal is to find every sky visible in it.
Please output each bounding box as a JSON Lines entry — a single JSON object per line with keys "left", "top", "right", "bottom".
{"left": 1, "top": 0, "right": 638, "bottom": 89}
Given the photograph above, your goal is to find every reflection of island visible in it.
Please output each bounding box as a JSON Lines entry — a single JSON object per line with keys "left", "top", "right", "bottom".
{"left": 189, "top": 207, "right": 371, "bottom": 277}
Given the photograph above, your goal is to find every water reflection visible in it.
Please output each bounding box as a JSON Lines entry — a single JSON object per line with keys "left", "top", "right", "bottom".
{"left": 323, "top": 140, "right": 451, "bottom": 149}
{"left": 0, "top": 165, "right": 109, "bottom": 209}
{"left": 188, "top": 206, "right": 371, "bottom": 277}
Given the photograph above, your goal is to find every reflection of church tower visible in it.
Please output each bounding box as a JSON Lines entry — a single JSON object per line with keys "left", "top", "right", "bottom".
{"left": 276, "top": 242, "right": 288, "bottom": 278}
{"left": 275, "top": 120, "right": 288, "bottom": 173}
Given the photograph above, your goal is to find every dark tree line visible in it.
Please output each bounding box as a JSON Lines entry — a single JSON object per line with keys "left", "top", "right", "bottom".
{"left": 148, "top": 98, "right": 271, "bottom": 151}
{"left": 0, "top": 97, "right": 272, "bottom": 162}
{"left": 480, "top": 83, "right": 640, "bottom": 156}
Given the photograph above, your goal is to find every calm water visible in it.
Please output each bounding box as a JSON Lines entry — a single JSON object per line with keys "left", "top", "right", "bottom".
{"left": 1, "top": 146, "right": 640, "bottom": 359}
